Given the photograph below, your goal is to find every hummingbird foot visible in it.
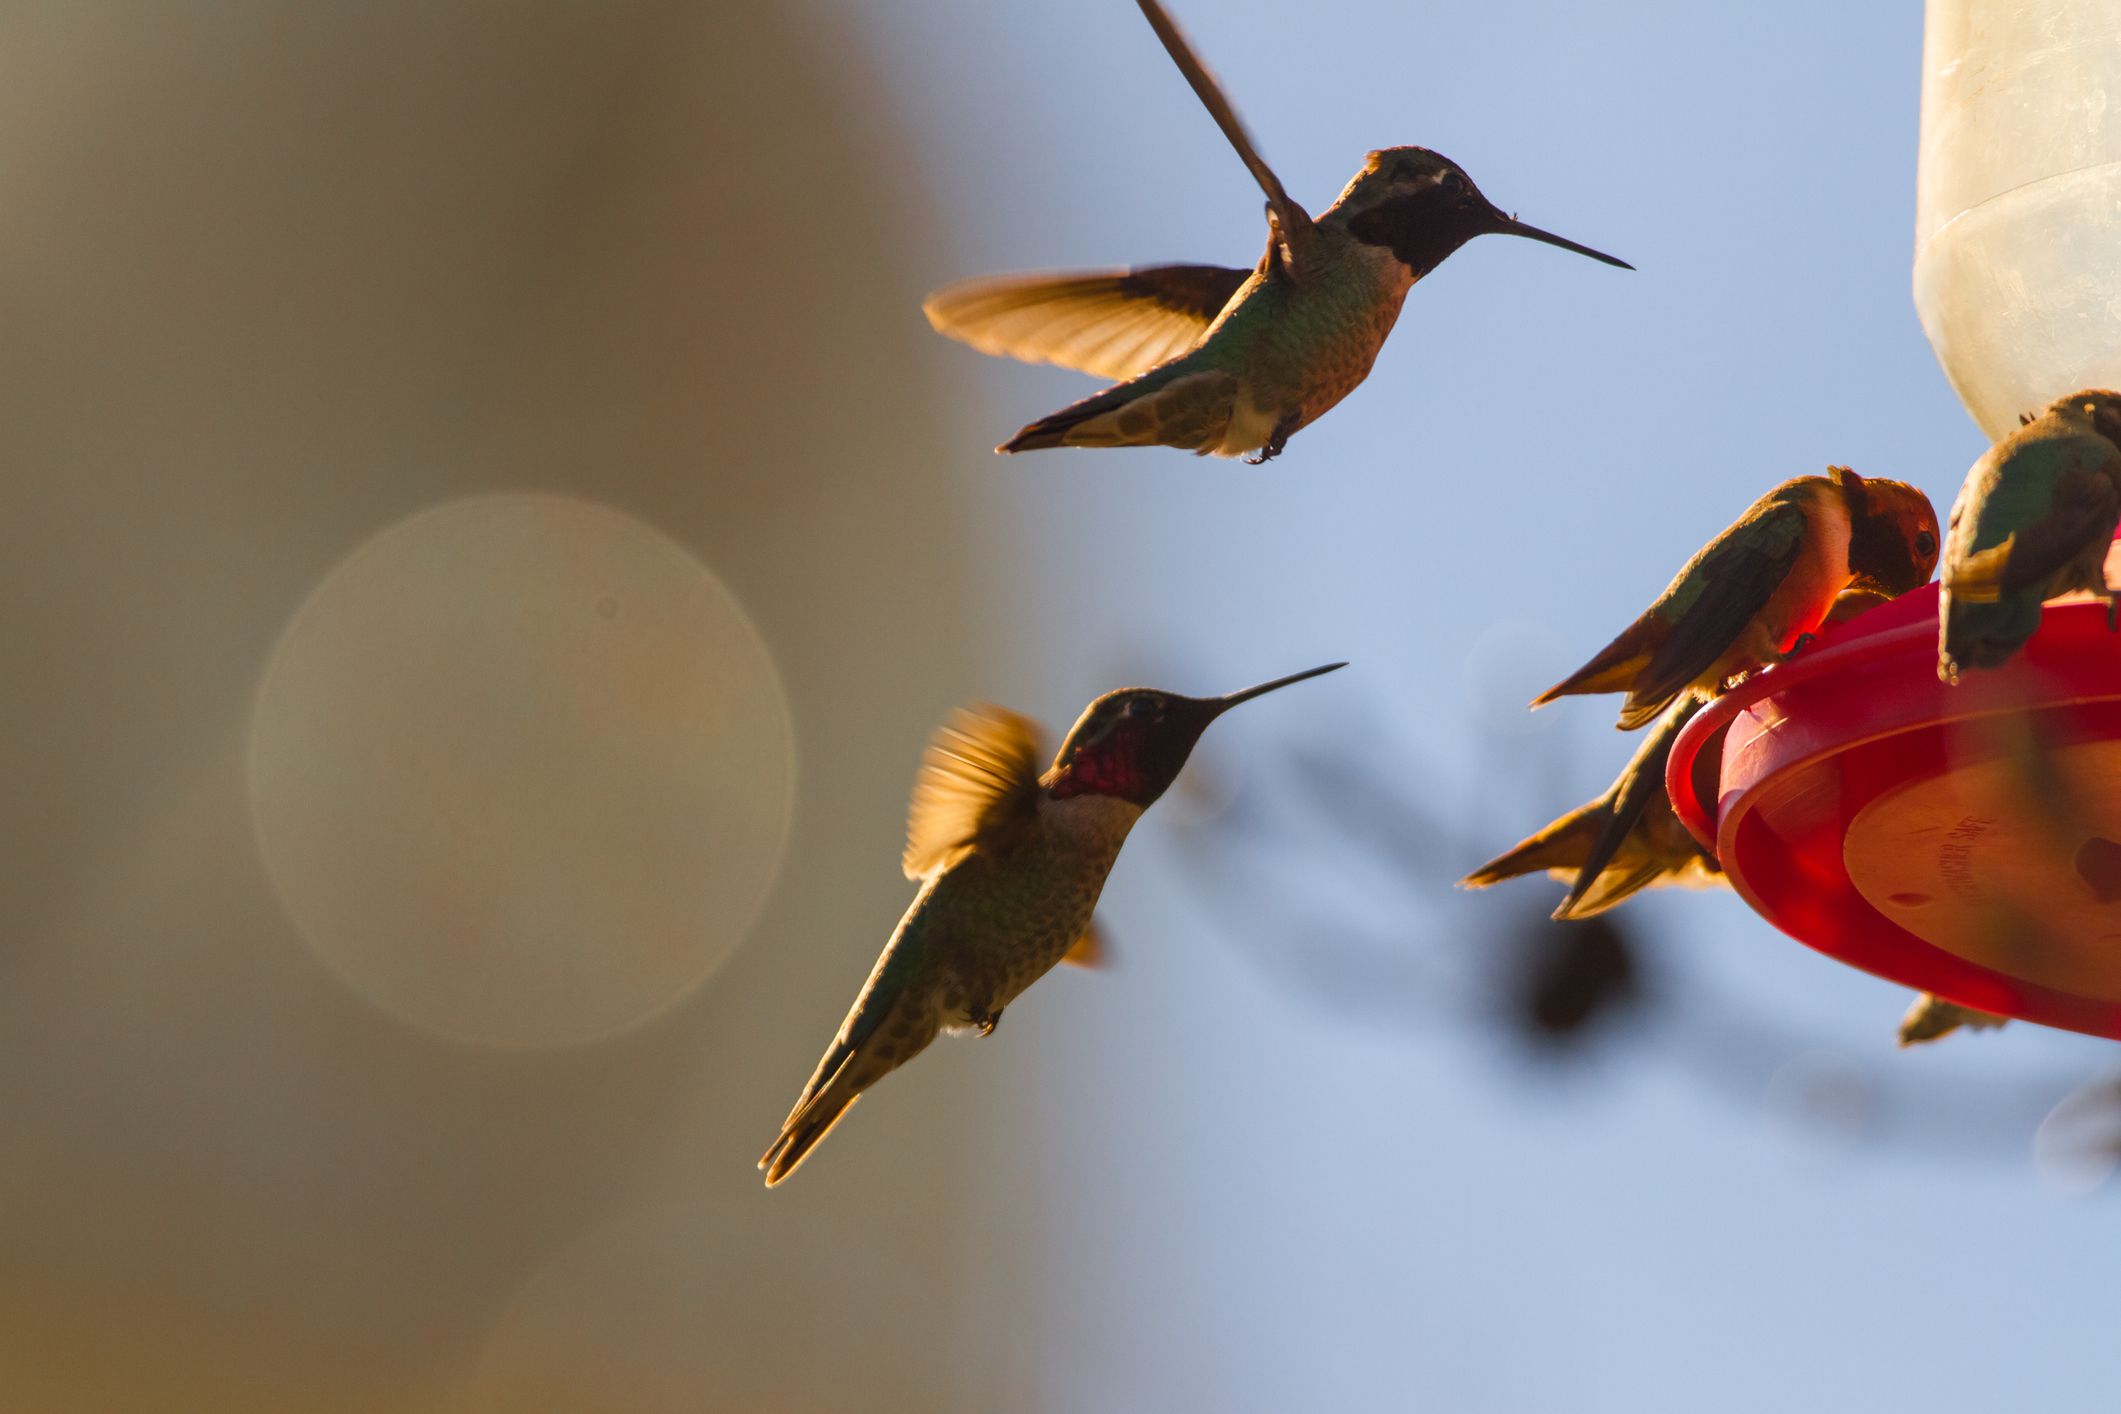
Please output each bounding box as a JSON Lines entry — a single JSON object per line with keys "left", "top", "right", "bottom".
{"left": 1242, "top": 414, "right": 1299, "bottom": 466}
{"left": 971, "top": 1006, "right": 1004, "bottom": 1038}
{"left": 1780, "top": 633, "right": 1818, "bottom": 660}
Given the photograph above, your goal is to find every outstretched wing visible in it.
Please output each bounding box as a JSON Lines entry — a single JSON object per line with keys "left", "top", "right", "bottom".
{"left": 902, "top": 705, "right": 1049, "bottom": 879}
{"left": 923, "top": 264, "right": 1249, "bottom": 381}
{"left": 1134, "top": 0, "right": 1313, "bottom": 269}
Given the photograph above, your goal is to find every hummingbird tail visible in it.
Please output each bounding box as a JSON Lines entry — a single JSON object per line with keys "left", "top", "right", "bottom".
{"left": 1530, "top": 621, "right": 1657, "bottom": 711}
{"left": 999, "top": 367, "right": 1244, "bottom": 455}
{"left": 760, "top": 1091, "right": 865, "bottom": 1188}
{"left": 1553, "top": 859, "right": 1663, "bottom": 920}
{"left": 759, "top": 984, "right": 938, "bottom": 1188}
{"left": 1459, "top": 807, "right": 1602, "bottom": 888}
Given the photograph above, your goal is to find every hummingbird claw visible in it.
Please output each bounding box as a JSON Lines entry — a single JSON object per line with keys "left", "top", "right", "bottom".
{"left": 1243, "top": 414, "right": 1299, "bottom": 465}
{"left": 973, "top": 1007, "right": 1003, "bottom": 1038}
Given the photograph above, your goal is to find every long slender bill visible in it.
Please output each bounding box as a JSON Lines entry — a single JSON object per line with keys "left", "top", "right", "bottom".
{"left": 1496, "top": 217, "right": 1633, "bottom": 270}
{"left": 1213, "top": 661, "right": 1348, "bottom": 713}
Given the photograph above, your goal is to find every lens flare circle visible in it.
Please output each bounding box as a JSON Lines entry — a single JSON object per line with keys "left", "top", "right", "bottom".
{"left": 248, "top": 492, "right": 794, "bottom": 1048}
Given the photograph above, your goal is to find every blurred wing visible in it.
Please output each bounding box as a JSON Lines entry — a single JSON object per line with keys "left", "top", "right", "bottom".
{"left": 1631, "top": 502, "right": 1807, "bottom": 710}
{"left": 903, "top": 705, "right": 1049, "bottom": 879}
{"left": 1134, "top": 0, "right": 1313, "bottom": 262}
{"left": 923, "top": 265, "right": 1250, "bottom": 380}
{"left": 1062, "top": 919, "right": 1108, "bottom": 969}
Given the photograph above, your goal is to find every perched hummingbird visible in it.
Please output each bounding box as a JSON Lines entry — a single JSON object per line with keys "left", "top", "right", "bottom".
{"left": 1897, "top": 992, "right": 2009, "bottom": 1047}
{"left": 1938, "top": 390, "right": 2121, "bottom": 684}
{"left": 1533, "top": 468, "right": 1940, "bottom": 730}
{"left": 1462, "top": 697, "right": 1722, "bottom": 919}
{"left": 759, "top": 663, "right": 1345, "bottom": 1186}
{"left": 923, "top": 0, "right": 1630, "bottom": 463}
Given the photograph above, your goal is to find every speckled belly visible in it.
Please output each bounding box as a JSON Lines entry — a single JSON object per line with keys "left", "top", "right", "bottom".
{"left": 930, "top": 822, "right": 1130, "bottom": 1024}
{"left": 1295, "top": 293, "right": 1407, "bottom": 426}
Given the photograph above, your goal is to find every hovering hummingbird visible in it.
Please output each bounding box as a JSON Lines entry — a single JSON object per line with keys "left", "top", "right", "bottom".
{"left": 923, "top": 0, "right": 1630, "bottom": 463}
{"left": 1462, "top": 697, "right": 1722, "bottom": 919}
{"left": 1938, "top": 390, "right": 2121, "bottom": 684}
{"left": 1897, "top": 992, "right": 2009, "bottom": 1047}
{"left": 759, "top": 663, "right": 1345, "bottom": 1186}
{"left": 1533, "top": 468, "right": 1940, "bottom": 730}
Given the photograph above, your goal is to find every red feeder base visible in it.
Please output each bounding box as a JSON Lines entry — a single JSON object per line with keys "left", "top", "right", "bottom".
{"left": 1667, "top": 552, "right": 2121, "bottom": 1040}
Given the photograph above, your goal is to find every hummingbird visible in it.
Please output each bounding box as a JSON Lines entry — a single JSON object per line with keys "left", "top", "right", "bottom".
{"left": 759, "top": 662, "right": 1345, "bottom": 1186}
{"left": 1897, "top": 992, "right": 2009, "bottom": 1047}
{"left": 922, "top": 0, "right": 1630, "bottom": 463}
{"left": 1532, "top": 468, "right": 1940, "bottom": 730}
{"left": 1938, "top": 390, "right": 2121, "bottom": 684}
{"left": 1462, "top": 697, "right": 1723, "bottom": 920}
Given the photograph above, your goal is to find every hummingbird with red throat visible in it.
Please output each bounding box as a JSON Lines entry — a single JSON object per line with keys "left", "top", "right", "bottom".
{"left": 760, "top": 663, "right": 1345, "bottom": 1186}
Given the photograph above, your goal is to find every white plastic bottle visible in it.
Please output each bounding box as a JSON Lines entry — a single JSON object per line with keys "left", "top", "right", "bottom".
{"left": 1915, "top": 0, "right": 2121, "bottom": 438}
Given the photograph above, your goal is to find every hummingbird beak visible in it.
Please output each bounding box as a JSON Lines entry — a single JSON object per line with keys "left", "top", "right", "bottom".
{"left": 1210, "top": 661, "right": 1347, "bottom": 715}
{"left": 1488, "top": 210, "right": 1633, "bottom": 269}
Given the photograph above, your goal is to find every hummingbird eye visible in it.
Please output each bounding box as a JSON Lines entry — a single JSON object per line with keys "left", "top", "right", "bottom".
{"left": 1916, "top": 529, "right": 1937, "bottom": 559}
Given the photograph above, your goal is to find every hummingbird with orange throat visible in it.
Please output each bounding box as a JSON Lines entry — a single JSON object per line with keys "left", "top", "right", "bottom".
{"left": 760, "top": 663, "right": 1345, "bottom": 1186}
{"left": 924, "top": 0, "right": 1631, "bottom": 463}
{"left": 1533, "top": 469, "right": 1940, "bottom": 730}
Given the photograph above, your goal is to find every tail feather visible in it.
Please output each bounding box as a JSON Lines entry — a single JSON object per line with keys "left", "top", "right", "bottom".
{"left": 1531, "top": 616, "right": 1659, "bottom": 709}
{"left": 1554, "top": 697, "right": 1704, "bottom": 915}
{"left": 759, "top": 971, "right": 935, "bottom": 1188}
{"left": 1000, "top": 365, "right": 1240, "bottom": 454}
{"left": 1555, "top": 859, "right": 1666, "bottom": 920}
{"left": 1460, "top": 806, "right": 1602, "bottom": 888}
{"left": 761, "top": 1090, "right": 864, "bottom": 1187}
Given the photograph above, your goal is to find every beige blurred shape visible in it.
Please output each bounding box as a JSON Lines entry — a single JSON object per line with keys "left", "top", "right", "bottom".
{"left": 248, "top": 493, "right": 795, "bottom": 1047}
{"left": 460, "top": 1203, "right": 926, "bottom": 1413}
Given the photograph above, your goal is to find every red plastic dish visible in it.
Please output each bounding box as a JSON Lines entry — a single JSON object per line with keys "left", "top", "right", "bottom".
{"left": 1666, "top": 545, "right": 2121, "bottom": 1039}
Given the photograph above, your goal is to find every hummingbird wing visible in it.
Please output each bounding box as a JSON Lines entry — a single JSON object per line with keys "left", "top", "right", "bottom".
{"left": 902, "top": 705, "right": 1049, "bottom": 880}
{"left": 1615, "top": 501, "right": 1809, "bottom": 726}
{"left": 1133, "top": 0, "right": 1314, "bottom": 269}
{"left": 922, "top": 264, "right": 1250, "bottom": 380}
{"left": 1062, "top": 919, "right": 1108, "bottom": 969}
{"left": 1951, "top": 459, "right": 2120, "bottom": 603}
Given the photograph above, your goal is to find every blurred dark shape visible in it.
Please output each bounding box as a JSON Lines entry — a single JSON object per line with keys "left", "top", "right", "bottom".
{"left": 1503, "top": 912, "right": 1641, "bottom": 1048}
{"left": 1153, "top": 685, "right": 2114, "bottom": 1174}
{"left": 1763, "top": 1052, "right": 1875, "bottom": 1149}
{"left": 2073, "top": 836, "right": 2121, "bottom": 903}
{"left": 1897, "top": 992, "right": 2010, "bottom": 1047}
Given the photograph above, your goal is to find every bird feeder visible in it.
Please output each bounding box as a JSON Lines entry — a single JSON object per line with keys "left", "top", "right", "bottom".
{"left": 1665, "top": 0, "right": 2121, "bottom": 1039}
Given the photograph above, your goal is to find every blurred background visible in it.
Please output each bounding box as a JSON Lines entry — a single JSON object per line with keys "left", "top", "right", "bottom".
{"left": 2, "top": 1, "right": 2116, "bottom": 1409}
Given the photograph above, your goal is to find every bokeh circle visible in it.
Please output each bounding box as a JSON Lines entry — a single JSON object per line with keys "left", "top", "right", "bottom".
{"left": 248, "top": 492, "right": 795, "bottom": 1048}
